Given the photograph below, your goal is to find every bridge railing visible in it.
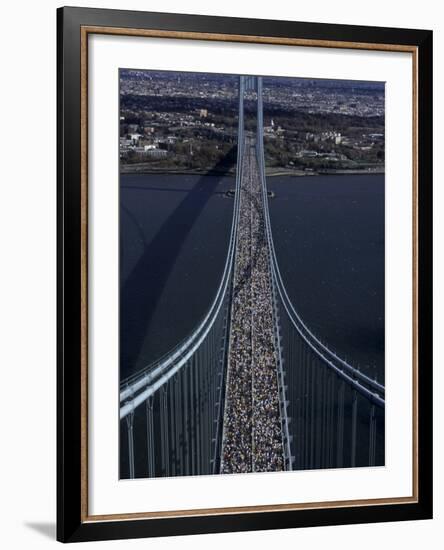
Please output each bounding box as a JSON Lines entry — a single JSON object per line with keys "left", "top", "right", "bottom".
{"left": 256, "top": 76, "right": 385, "bottom": 470}
{"left": 119, "top": 76, "right": 246, "bottom": 478}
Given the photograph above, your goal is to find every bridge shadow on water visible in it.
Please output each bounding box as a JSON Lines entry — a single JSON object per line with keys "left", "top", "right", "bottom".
{"left": 120, "top": 148, "right": 237, "bottom": 379}
{"left": 121, "top": 184, "right": 229, "bottom": 195}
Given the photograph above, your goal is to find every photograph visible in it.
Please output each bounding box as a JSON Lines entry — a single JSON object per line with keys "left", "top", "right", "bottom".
{"left": 54, "top": 5, "right": 433, "bottom": 542}
{"left": 118, "top": 69, "right": 386, "bottom": 479}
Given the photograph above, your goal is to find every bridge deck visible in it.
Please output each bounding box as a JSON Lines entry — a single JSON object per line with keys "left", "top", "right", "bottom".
{"left": 221, "top": 137, "right": 284, "bottom": 474}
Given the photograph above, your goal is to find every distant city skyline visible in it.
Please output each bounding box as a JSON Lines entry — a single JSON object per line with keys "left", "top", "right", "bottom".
{"left": 119, "top": 68, "right": 384, "bottom": 174}
{"left": 120, "top": 69, "right": 384, "bottom": 117}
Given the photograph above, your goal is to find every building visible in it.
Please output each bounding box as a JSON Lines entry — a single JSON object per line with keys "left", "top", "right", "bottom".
{"left": 129, "top": 133, "right": 143, "bottom": 144}
{"left": 144, "top": 149, "right": 168, "bottom": 159}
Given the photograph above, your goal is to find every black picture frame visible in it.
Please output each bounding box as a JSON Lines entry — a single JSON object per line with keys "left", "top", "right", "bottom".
{"left": 57, "top": 6, "right": 433, "bottom": 543}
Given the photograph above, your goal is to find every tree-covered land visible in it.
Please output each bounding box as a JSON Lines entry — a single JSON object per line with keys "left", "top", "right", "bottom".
{"left": 120, "top": 72, "right": 384, "bottom": 175}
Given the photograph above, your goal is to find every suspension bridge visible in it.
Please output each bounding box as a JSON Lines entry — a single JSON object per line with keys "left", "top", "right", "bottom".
{"left": 119, "top": 75, "right": 385, "bottom": 479}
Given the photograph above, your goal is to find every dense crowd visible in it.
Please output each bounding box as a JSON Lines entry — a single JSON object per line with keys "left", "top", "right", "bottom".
{"left": 221, "top": 139, "right": 284, "bottom": 474}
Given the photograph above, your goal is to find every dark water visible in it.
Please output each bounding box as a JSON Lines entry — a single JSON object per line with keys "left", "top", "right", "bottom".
{"left": 120, "top": 172, "right": 384, "bottom": 383}
{"left": 268, "top": 174, "right": 385, "bottom": 382}
{"left": 120, "top": 173, "right": 235, "bottom": 379}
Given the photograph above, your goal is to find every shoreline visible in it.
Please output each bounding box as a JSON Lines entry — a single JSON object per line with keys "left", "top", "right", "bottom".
{"left": 120, "top": 164, "right": 385, "bottom": 178}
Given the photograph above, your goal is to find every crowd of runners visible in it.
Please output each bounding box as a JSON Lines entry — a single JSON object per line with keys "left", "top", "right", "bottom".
{"left": 221, "top": 139, "right": 284, "bottom": 474}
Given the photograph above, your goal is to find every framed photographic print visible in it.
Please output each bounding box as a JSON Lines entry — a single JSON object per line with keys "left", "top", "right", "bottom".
{"left": 57, "top": 6, "right": 433, "bottom": 543}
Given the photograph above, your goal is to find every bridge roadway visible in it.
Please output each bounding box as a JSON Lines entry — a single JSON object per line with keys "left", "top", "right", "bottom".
{"left": 220, "top": 135, "right": 284, "bottom": 474}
